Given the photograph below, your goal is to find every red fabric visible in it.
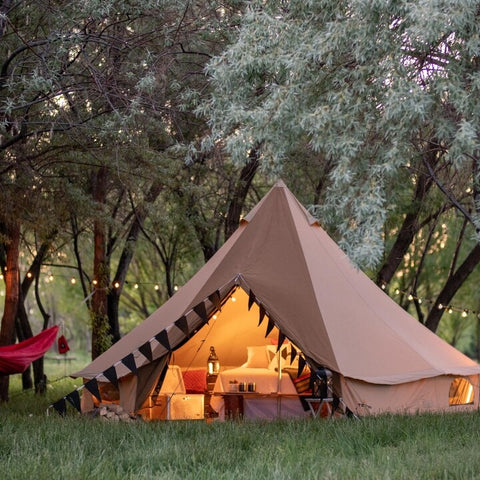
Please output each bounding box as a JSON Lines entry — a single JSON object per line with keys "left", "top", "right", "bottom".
{"left": 57, "top": 335, "right": 70, "bottom": 354}
{"left": 182, "top": 369, "right": 207, "bottom": 394}
{"left": 0, "top": 326, "right": 59, "bottom": 374}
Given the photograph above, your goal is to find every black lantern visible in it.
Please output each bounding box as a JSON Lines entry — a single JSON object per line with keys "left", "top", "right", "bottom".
{"left": 207, "top": 346, "right": 220, "bottom": 375}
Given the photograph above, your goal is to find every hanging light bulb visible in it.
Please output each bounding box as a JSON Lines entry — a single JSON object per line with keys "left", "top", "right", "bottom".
{"left": 462, "top": 310, "right": 468, "bottom": 318}
{"left": 154, "top": 284, "right": 160, "bottom": 291}
{"left": 437, "top": 303, "right": 443, "bottom": 310}
{"left": 26, "top": 272, "right": 33, "bottom": 278}
{"left": 114, "top": 281, "right": 120, "bottom": 289}
{"left": 70, "top": 277, "right": 76, "bottom": 285}
{"left": 448, "top": 307, "right": 453, "bottom": 314}
{"left": 134, "top": 283, "right": 139, "bottom": 289}
{"left": 408, "top": 294, "right": 414, "bottom": 301}
{"left": 92, "top": 279, "right": 98, "bottom": 286}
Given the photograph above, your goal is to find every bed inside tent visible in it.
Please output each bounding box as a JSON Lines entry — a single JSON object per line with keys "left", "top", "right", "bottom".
{"left": 87, "top": 286, "right": 317, "bottom": 421}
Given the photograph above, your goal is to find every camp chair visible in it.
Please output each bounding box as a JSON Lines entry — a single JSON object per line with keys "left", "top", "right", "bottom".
{"left": 305, "top": 367, "right": 349, "bottom": 418}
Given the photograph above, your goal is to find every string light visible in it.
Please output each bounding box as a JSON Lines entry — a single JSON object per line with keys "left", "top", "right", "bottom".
{"left": 70, "top": 277, "right": 76, "bottom": 285}
{"left": 388, "top": 287, "right": 479, "bottom": 319}
{"left": 114, "top": 282, "right": 120, "bottom": 289}
{"left": 26, "top": 272, "right": 33, "bottom": 278}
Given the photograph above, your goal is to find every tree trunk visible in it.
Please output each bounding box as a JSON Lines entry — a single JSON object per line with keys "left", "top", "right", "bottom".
{"left": 0, "top": 221, "right": 21, "bottom": 402}
{"left": 91, "top": 166, "right": 111, "bottom": 360}
{"left": 107, "top": 180, "right": 164, "bottom": 343}
{"left": 425, "top": 243, "right": 480, "bottom": 332}
{"left": 376, "top": 167, "right": 433, "bottom": 287}
{"left": 224, "top": 150, "right": 259, "bottom": 240}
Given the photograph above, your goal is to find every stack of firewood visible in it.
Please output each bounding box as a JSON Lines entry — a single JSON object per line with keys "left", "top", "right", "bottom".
{"left": 93, "top": 403, "right": 137, "bottom": 422}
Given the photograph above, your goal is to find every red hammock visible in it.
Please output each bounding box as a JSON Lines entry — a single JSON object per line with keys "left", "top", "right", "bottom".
{"left": 0, "top": 326, "right": 59, "bottom": 375}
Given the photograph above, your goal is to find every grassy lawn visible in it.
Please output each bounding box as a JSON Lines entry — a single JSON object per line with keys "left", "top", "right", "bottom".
{"left": 1, "top": 362, "right": 480, "bottom": 480}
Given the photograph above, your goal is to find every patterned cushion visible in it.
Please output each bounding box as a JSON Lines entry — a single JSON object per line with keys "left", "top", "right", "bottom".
{"left": 182, "top": 369, "right": 207, "bottom": 394}
{"left": 293, "top": 372, "right": 312, "bottom": 395}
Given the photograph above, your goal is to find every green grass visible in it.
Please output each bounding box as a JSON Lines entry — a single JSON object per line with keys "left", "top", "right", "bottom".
{"left": 2, "top": 374, "right": 480, "bottom": 479}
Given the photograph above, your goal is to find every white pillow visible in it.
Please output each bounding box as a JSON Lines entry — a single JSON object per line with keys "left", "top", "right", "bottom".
{"left": 243, "top": 346, "right": 270, "bottom": 368}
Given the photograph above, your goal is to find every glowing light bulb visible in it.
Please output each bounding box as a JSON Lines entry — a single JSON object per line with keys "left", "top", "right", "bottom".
{"left": 26, "top": 272, "right": 32, "bottom": 278}
{"left": 408, "top": 294, "right": 414, "bottom": 301}
{"left": 462, "top": 310, "right": 468, "bottom": 318}
{"left": 70, "top": 277, "right": 76, "bottom": 285}
{"left": 92, "top": 279, "right": 98, "bottom": 286}
{"left": 437, "top": 303, "right": 443, "bottom": 310}
{"left": 231, "top": 296, "right": 236, "bottom": 302}
{"left": 154, "top": 284, "right": 159, "bottom": 291}
{"left": 114, "top": 282, "right": 120, "bottom": 289}
{"left": 134, "top": 283, "right": 139, "bottom": 289}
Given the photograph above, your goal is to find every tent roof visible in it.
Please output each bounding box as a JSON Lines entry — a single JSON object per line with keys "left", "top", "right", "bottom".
{"left": 73, "top": 181, "right": 480, "bottom": 384}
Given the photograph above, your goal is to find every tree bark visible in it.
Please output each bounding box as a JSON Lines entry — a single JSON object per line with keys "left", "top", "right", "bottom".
{"left": 224, "top": 150, "right": 259, "bottom": 240}
{"left": 0, "top": 221, "right": 21, "bottom": 402}
{"left": 91, "top": 166, "right": 110, "bottom": 359}
{"left": 425, "top": 243, "right": 480, "bottom": 332}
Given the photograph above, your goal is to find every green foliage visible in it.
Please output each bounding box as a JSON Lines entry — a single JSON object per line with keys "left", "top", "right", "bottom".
{"left": 201, "top": 0, "right": 480, "bottom": 268}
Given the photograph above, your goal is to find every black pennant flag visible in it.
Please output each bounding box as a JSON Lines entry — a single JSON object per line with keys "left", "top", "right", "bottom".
{"left": 121, "top": 353, "right": 138, "bottom": 376}
{"left": 103, "top": 366, "right": 119, "bottom": 388}
{"left": 52, "top": 398, "right": 67, "bottom": 416}
{"left": 265, "top": 317, "right": 275, "bottom": 338}
{"left": 258, "top": 305, "right": 266, "bottom": 326}
{"left": 208, "top": 290, "right": 222, "bottom": 311}
{"left": 276, "top": 331, "right": 286, "bottom": 352}
{"left": 175, "top": 316, "right": 189, "bottom": 337}
{"left": 297, "top": 356, "right": 307, "bottom": 377}
{"left": 248, "top": 290, "right": 256, "bottom": 311}
{"left": 84, "top": 378, "right": 101, "bottom": 401}
{"left": 193, "top": 301, "right": 208, "bottom": 322}
{"left": 290, "top": 345, "right": 298, "bottom": 365}
{"left": 155, "top": 330, "right": 171, "bottom": 351}
{"left": 66, "top": 390, "right": 81, "bottom": 412}
{"left": 139, "top": 341, "right": 153, "bottom": 361}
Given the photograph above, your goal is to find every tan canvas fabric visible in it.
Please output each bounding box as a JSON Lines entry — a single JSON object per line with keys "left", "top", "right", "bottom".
{"left": 73, "top": 180, "right": 480, "bottom": 415}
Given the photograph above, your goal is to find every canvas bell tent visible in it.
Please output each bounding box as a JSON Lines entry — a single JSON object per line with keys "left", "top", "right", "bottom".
{"left": 67, "top": 181, "right": 480, "bottom": 419}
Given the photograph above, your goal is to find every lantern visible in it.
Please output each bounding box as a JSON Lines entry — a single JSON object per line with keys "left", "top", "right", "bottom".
{"left": 207, "top": 346, "right": 220, "bottom": 375}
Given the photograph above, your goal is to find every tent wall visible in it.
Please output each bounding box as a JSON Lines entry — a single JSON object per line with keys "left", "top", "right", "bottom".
{"left": 341, "top": 374, "right": 480, "bottom": 416}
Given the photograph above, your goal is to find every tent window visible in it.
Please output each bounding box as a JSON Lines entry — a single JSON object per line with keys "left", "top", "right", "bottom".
{"left": 449, "top": 377, "right": 474, "bottom": 406}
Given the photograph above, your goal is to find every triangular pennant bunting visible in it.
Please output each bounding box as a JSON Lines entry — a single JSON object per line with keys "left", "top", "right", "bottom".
{"left": 297, "top": 356, "right": 307, "bottom": 377}
{"left": 84, "top": 378, "right": 101, "bottom": 401}
{"left": 265, "top": 317, "right": 275, "bottom": 338}
{"left": 121, "top": 353, "right": 138, "bottom": 376}
{"left": 208, "top": 290, "right": 222, "bottom": 311}
{"left": 155, "top": 330, "right": 171, "bottom": 351}
{"left": 52, "top": 398, "right": 67, "bottom": 416}
{"left": 290, "top": 345, "right": 298, "bottom": 365}
{"left": 193, "top": 301, "right": 208, "bottom": 322}
{"left": 175, "top": 316, "right": 189, "bottom": 337}
{"left": 276, "top": 331, "right": 286, "bottom": 352}
{"left": 248, "top": 290, "right": 256, "bottom": 311}
{"left": 103, "top": 366, "right": 119, "bottom": 388}
{"left": 65, "top": 390, "right": 81, "bottom": 412}
{"left": 258, "top": 305, "right": 266, "bottom": 326}
{"left": 138, "top": 341, "right": 153, "bottom": 361}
